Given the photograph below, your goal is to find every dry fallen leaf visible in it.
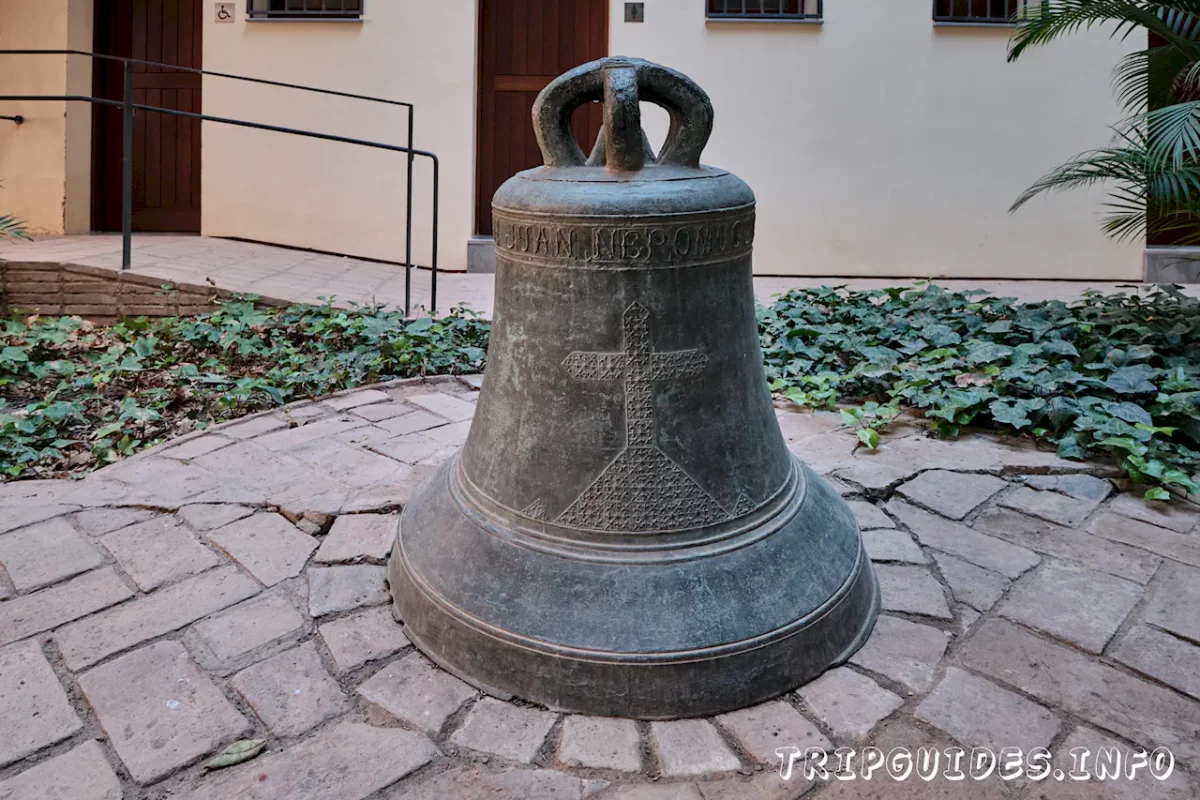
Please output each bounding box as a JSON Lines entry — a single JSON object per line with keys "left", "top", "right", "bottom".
{"left": 203, "top": 739, "right": 268, "bottom": 771}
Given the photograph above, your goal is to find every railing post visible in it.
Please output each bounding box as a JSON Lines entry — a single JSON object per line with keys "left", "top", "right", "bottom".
{"left": 404, "top": 108, "right": 414, "bottom": 318}
{"left": 431, "top": 155, "right": 439, "bottom": 315}
{"left": 121, "top": 61, "right": 134, "bottom": 271}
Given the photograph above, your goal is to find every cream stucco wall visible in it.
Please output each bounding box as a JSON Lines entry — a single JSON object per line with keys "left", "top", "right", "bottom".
{"left": 0, "top": 0, "right": 92, "bottom": 236}
{"left": 202, "top": 2, "right": 478, "bottom": 272}
{"left": 611, "top": 1, "right": 1142, "bottom": 279}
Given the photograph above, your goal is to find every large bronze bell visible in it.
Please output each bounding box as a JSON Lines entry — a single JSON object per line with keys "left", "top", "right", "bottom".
{"left": 389, "top": 56, "right": 880, "bottom": 718}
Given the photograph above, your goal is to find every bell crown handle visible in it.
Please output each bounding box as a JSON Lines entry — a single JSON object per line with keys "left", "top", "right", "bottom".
{"left": 533, "top": 57, "right": 714, "bottom": 172}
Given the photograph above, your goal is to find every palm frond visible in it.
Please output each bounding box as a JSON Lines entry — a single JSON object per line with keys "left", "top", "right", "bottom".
{"left": 1144, "top": 100, "right": 1200, "bottom": 165}
{"left": 1010, "top": 1, "right": 1200, "bottom": 64}
{"left": 0, "top": 214, "right": 31, "bottom": 241}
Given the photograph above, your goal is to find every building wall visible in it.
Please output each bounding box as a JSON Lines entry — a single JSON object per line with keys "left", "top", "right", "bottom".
{"left": 611, "top": 1, "right": 1142, "bottom": 279}
{"left": 201, "top": 2, "right": 479, "bottom": 272}
{"left": 0, "top": 0, "right": 92, "bottom": 236}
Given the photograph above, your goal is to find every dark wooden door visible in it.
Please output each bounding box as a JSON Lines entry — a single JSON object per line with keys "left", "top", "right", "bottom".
{"left": 93, "top": 0, "right": 203, "bottom": 233}
{"left": 476, "top": 0, "right": 608, "bottom": 235}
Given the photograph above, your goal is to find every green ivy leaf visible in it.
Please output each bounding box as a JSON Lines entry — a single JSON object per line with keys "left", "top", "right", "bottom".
{"left": 1105, "top": 365, "right": 1158, "bottom": 395}
{"left": 857, "top": 428, "right": 881, "bottom": 449}
{"left": 1144, "top": 487, "right": 1171, "bottom": 501}
{"left": 966, "top": 342, "right": 1015, "bottom": 365}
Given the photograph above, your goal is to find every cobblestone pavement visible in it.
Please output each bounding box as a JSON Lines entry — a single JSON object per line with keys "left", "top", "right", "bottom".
{"left": 3, "top": 234, "right": 1191, "bottom": 319}
{"left": 2, "top": 378, "right": 1199, "bottom": 799}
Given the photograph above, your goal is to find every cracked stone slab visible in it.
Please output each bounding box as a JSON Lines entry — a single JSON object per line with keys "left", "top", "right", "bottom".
{"left": 70, "top": 506, "right": 159, "bottom": 537}
{"left": 79, "top": 640, "right": 250, "bottom": 784}
{"left": 973, "top": 507, "right": 1160, "bottom": 584}
{"left": 307, "top": 564, "right": 389, "bottom": 616}
{"left": 0, "top": 567, "right": 134, "bottom": 647}
{"left": 796, "top": 667, "right": 902, "bottom": 740}
{"left": 650, "top": 719, "right": 742, "bottom": 777}
{"left": 231, "top": 642, "right": 350, "bottom": 737}
{"left": 1107, "top": 492, "right": 1200, "bottom": 533}
{"left": 848, "top": 614, "right": 949, "bottom": 692}
{"left": 0, "top": 640, "right": 83, "bottom": 767}
{"left": 396, "top": 766, "right": 583, "bottom": 800}
{"left": 874, "top": 564, "right": 952, "bottom": 619}
{"left": 931, "top": 551, "right": 1009, "bottom": 612}
{"left": 1143, "top": 562, "right": 1200, "bottom": 642}
{"left": 451, "top": 697, "right": 558, "bottom": 764}
{"left": 916, "top": 666, "right": 1061, "bottom": 752}
{"left": 714, "top": 699, "right": 830, "bottom": 765}
{"left": 959, "top": 619, "right": 1200, "bottom": 769}
{"left": 100, "top": 516, "right": 221, "bottom": 591}
{"left": 314, "top": 513, "right": 397, "bottom": 563}
{"left": 1110, "top": 624, "right": 1200, "bottom": 700}
{"left": 997, "top": 561, "right": 1143, "bottom": 653}
{"left": 896, "top": 470, "right": 1008, "bottom": 519}
{"left": 55, "top": 565, "right": 260, "bottom": 670}
{"left": 1089, "top": 512, "right": 1200, "bottom": 569}
{"left": 176, "top": 721, "right": 437, "bottom": 800}
{"left": 176, "top": 503, "right": 256, "bottom": 532}
{"left": 318, "top": 605, "right": 410, "bottom": 673}
{"left": 187, "top": 592, "right": 307, "bottom": 673}
{"left": 209, "top": 513, "right": 319, "bottom": 586}
{"left": 847, "top": 501, "right": 893, "bottom": 530}
{"left": 887, "top": 500, "right": 1040, "bottom": 579}
{"left": 559, "top": 715, "right": 642, "bottom": 772}
{"left": 861, "top": 528, "right": 926, "bottom": 564}
{"left": 0, "top": 741, "right": 122, "bottom": 800}
{"left": 357, "top": 652, "right": 476, "bottom": 734}
{"left": 1038, "top": 726, "right": 1200, "bottom": 799}
{"left": 0, "top": 517, "right": 104, "bottom": 592}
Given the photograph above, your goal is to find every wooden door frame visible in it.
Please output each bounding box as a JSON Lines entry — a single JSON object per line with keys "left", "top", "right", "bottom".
{"left": 474, "top": 0, "right": 610, "bottom": 236}
{"left": 91, "top": 0, "right": 203, "bottom": 233}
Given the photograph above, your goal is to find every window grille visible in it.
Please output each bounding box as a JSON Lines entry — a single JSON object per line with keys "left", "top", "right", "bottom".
{"left": 247, "top": 0, "right": 363, "bottom": 20}
{"left": 933, "top": 0, "right": 1027, "bottom": 24}
{"left": 706, "top": 1, "right": 822, "bottom": 21}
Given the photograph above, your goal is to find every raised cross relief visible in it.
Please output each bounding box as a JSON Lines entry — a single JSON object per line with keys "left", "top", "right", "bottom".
{"left": 554, "top": 302, "right": 731, "bottom": 532}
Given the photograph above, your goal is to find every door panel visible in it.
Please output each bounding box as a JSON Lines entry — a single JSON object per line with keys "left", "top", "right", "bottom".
{"left": 476, "top": 0, "right": 608, "bottom": 235}
{"left": 93, "top": 0, "right": 202, "bottom": 233}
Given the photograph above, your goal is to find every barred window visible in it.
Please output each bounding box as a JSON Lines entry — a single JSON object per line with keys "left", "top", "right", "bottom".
{"left": 706, "top": 1, "right": 822, "bottom": 21}
{"left": 247, "top": 0, "right": 363, "bottom": 19}
{"left": 933, "top": 0, "right": 1027, "bottom": 24}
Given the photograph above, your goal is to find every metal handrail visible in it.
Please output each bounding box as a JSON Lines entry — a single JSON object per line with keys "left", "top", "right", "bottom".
{"left": 0, "top": 49, "right": 437, "bottom": 314}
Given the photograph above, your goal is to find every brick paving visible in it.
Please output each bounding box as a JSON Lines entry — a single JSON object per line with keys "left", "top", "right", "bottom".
{"left": 0, "top": 376, "right": 1199, "bottom": 798}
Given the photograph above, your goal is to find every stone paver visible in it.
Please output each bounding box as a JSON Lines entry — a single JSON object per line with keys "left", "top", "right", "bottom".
{"left": 176, "top": 502, "right": 255, "bottom": 531}
{"left": 70, "top": 506, "right": 158, "bottom": 536}
{"left": 79, "top": 640, "right": 250, "bottom": 784}
{"left": 0, "top": 517, "right": 103, "bottom": 592}
{"left": 0, "top": 741, "right": 122, "bottom": 800}
{"left": 318, "top": 605, "right": 410, "bottom": 673}
{"left": 915, "top": 667, "right": 1061, "bottom": 752}
{"left": 100, "top": 516, "right": 221, "bottom": 590}
{"left": 886, "top": 500, "right": 1040, "bottom": 578}
{"left": 357, "top": 652, "right": 476, "bottom": 734}
{"left": 407, "top": 392, "right": 476, "bottom": 421}
{"left": 231, "top": 642, "right": 349, "bottom": 736}
{"left": 874, "top": 564, "right": 952, "bottom": 619}
{"left": 208, "top": 513, "right": 318, "bottom": 586}
{"left": 559, "top": 715, "right": 642, "bottom": 772}
{"left": 861, "top": 528, "right": 926, "bottom": 564}
{"left": 848, "top": 614, "right": 949, "bottom": 692}
{"left": 394, "top": 766, "right": 583, "bottom": 800}
{"left": 0, "top": 640, "right": 83, "bottom": 767}
{"left": 0, "top": 567, "right": 134, "bottom": 646}
{"left": 307, "top": 565, "right": 389, "bottom": 616}
{"left": 1110, "top": 624, "right": 1200, "bottom": 700}
{"left": 931, "top": 551, "right": 1009, "bottom": 612}
{"left": 896, "top": 470, "right": 1008, "bottom": 519}
{"left": 8, "top": 375, "right": 1200, "bottom": 799}
{"left": 847, "top": 500, "right": 893, "bottom": 530}
{"left": 314, "top": 513, "right": 397, "bottom": 563}
{"left": 997, "top": 561, "right": 1143, "bottom": 653}
{"left": 177, "top": 721, "right": 437, "bottom": 800}
{"left": 1089, "top": 511, "right": 1200, "bottom": 569}
{"left": 1107, "top": 492, "right": 1200, "bottom": 533}
{"left": 1143, "top": 561, "right": 1200, "bottom": 642}
{"left": 960, "top": 619, "right": 1200, "bottom": 768}
{"left": 55, "top": 565, "right": 260, "bottom": 670}
{"left": 1035, "top": 726, "right": 1200, "bottom": 799}
{"left": 715, "top": 699, "right": 830, "bottom": 764}
{"left": 796, "top": 667, "right": 903, "bottom": 740}
{"left": 650, "top": 719, "right": 741, "bottom": 777}
{"left": 187, "top": 591, "right": 307, "bottom": 672}
{"left": 973, "top": 507, "right": 1161, "bottom": 584}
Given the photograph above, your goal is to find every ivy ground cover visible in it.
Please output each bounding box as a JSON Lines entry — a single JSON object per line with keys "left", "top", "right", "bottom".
{"left": 3, "top": 284, "right": 1199, "bottom": 500}
{"left": 759, "top": 284, "right": 1200, "bottom": 500}
{"left": 0, "top": 299, "right": 489, "bottom": 479}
